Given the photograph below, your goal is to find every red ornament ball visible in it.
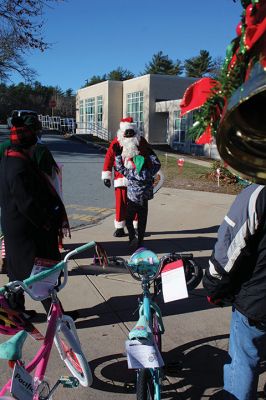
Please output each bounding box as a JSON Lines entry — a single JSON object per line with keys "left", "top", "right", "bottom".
{"left": 236, "top": 21, "right": 243, "bottom": 36}
{"left": 245, "top": 4, "right": 256, "bottom": 25}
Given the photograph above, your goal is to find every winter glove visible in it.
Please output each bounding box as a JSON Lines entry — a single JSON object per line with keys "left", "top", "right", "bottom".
{"left": 207, "top": 296, "right": 224, "bottom": 307}
{"left": 113, "top": 143, "right": 122, "bottom": 156}
{"left": 103, "top": 179, "right": 111, "bottom": 188}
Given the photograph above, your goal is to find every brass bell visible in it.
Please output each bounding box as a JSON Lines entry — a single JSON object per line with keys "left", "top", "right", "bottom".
{"left": 216, "top": 62, "right": 266, "bottom": 184}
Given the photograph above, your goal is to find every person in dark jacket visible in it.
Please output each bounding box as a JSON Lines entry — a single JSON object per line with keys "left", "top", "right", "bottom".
{"left": 203, "top": 183, "right": 266, "bottom": 399}
{"left": 0, "top": 118, "right": 70, "bottom": 315}
{"left": 0, "top": 116, "right": 62, "bottom": 274}
{"left": 114, "top": 144, "right": 161, "bottom": 248}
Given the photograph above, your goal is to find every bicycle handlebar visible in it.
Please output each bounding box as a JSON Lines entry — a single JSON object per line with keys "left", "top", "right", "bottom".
{"left": 122, "top": 257, "right": 164, "bottom": 282}
{"left": 0, "top": 241, "right": 98, "bottom": 300}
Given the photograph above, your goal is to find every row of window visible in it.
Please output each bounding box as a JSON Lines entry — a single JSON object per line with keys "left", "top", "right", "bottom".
{"left": 79, "top": 95, "right": 103, "bottom": 127}
{"left": 79, "top": 91, "right": 192, "bottom": 143}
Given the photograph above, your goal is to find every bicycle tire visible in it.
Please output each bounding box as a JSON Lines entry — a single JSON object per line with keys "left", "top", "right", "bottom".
{"left": 54, "top": 318, "right": 93, "bottom": 387}
{"left": 136, "top": 369, "right": 155, "bottom": 400}
{"left": 182, "top": 257, "right": 203, "bottom": 291}
{"left": 152, "top": 312, "right": 162, "bottom": 353}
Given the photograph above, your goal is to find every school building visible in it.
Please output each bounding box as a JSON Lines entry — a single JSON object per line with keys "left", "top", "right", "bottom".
{"left": 76, "top": 74, "right": 219, "bottom": 157}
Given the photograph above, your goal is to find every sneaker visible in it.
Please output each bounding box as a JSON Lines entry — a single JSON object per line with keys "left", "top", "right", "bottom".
{"left": 113, "top": 228, "right": 127, "bottom": 237}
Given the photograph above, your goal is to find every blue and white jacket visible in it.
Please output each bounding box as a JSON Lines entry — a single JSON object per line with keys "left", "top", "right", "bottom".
{"left": 115, "top": 154, "right": 161, "bottom": 206}
{"left": 203, "top": 184, "right": 266, "bottom": 322}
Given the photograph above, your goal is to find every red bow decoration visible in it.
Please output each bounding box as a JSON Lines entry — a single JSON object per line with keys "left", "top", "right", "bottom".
{"left": 195, "top": 124, "right": 213, "bottom": 145}
{"left": 180, "top": 78, "right": 219, "bottom": 117}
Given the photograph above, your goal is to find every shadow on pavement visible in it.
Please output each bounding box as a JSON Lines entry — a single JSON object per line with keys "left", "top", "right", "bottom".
{"left": 89, "top": 333, "right": 266, "bottom": 399}
{"left": 64, "top": 236, "right": 216, "bottom": 260}
{"left": 89, "top": 334, "right": 230, "bottom": 399}
{"left": 148, "top": 225, "right": 220, "bottom": 235}
{"left": 73, "top": 288, "right": 220, "bottom": 330}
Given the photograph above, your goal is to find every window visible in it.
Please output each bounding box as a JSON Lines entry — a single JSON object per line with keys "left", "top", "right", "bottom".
{"left": 79, "top": 100, "right": 84, "bottom": 125}
{"left": 85, "top": 97, "right": 95, "bottom": 126}
{"left": 126, "top": 91, "right": 144, "bottom": 132}
{"left": 173, "top": 110, "right": 193, "bottom": 143}
{"left": 97, "top": 96, "right": 103, "bottom": 127}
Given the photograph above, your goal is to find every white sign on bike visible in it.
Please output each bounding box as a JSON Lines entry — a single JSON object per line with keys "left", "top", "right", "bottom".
{"left": 11, "top": 364, "right": 34, "bottom": 400}
{"left": 126, "top": 339, "right": 164, "bottom": 369}
{"left": 29, "top": 258, "right": 60, "bottom": 299}
{"left": 160, "top": 259, "right": 188, "bottom": 303}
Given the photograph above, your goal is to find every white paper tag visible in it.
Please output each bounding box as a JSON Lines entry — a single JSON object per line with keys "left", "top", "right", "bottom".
{"left": 126, "top": 339, "right": 164, "bottom": 369}
{"left": 29, "top": 259, "right": 60, "bottom": 299}
{"left": 161, "top": 260, "right": 188, "bottom": 303}
{"left": 11, "top": 364, "right": 34, "bottom": 400}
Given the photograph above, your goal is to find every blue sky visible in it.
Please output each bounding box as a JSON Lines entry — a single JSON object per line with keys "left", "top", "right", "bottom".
{"left": 12, "top": 0, "right": 243, "bottom": 92}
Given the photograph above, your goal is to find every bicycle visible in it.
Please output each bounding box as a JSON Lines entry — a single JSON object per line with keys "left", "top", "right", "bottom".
{"left": 107, "top": 249, "right": 202, "bottom": 400}
{"left": 0, "top": 241, "right": 107, "bottom": 400}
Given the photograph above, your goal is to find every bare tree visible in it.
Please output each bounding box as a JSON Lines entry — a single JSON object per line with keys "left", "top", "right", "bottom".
{"left": 0, "top": 0, "right": 64, "bottom": 81}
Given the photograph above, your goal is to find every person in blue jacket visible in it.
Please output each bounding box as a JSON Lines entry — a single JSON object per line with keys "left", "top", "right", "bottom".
{"left": 114, "top": 143, "right": 161, "bottom": 248}
{"left": 203, "top": 183, "right": 266, "bottom": 399}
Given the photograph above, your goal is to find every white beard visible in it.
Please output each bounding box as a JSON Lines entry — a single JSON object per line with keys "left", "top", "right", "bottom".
{"left": 118, "top": 136, "right": 140, "bottom": 169}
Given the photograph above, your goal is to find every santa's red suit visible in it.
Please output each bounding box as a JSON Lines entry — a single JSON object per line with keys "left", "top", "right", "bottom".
{"left": 102, "top": 117, "right": 151, "bottom": 236}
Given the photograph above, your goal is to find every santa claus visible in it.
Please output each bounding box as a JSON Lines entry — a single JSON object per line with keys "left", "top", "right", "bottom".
{"left": 102, "top": 117, "right": 153, "bottom": 237}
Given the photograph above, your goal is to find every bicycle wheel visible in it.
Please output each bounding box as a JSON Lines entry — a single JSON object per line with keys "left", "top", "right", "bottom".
{"left": 136, "top": 369, "right": 154, "bottom": 400}
{"left": 54, "top": 318, "right": 93, "bottom": 387}
{"left": 152, "top": 312, "right": 162, "bottom": 353}
{"left": 182, "top": 257, "right": 203, "bottom": 291}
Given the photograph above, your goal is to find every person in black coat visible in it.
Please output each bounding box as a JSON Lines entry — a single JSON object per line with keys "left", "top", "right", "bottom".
{"left": 0, "top": 118, "right": 70, "bottom": 313}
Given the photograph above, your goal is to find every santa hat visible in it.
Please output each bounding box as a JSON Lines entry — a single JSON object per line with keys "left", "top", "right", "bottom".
{"left": 119, "top": 117, "right": 137, "bottom": 132}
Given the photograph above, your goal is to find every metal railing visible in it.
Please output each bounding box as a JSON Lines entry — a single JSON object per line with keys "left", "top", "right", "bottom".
{"left": 75, "top": 122, "right": 111, "bottom": 142}
{"left": 39, "top": 115, "right": 76, "bottom": 134}
{"left": 39, "top": 115, "right": 111, "bottom": 142}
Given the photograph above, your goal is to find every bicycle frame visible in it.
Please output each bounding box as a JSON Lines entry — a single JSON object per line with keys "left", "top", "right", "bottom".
{"left": 138, "top": 274, "right": 163, "bottom": 400}
{"left": 0, "top": 291, "right": 64, "bottom": 398}
{"left": 0, "top": 241, "right": 105, "bottom": 399}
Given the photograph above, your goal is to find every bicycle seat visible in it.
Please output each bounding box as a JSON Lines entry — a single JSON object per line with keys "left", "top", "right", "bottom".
{"left": 128, "top": 248, "right": 160, "bottom": 279}
{"left": 0, "top": 330, "right": 27, "bottom": 360}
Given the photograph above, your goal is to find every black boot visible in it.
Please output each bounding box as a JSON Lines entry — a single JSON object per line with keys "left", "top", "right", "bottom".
{"left": 113, "top": 228, "right": 126, "bottom": 237}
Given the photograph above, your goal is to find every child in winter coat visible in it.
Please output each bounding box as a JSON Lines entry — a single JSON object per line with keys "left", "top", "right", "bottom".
{"left": 114, "top": 143, "right": 161, "bottom": 248}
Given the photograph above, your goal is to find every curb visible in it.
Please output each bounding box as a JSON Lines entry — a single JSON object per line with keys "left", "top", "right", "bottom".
{"left": 68, "top": 134, "right": 108, "bottom": 153}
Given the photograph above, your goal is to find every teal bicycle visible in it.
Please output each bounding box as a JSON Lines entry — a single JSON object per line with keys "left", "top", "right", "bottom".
{"left": 110, "top": 248, "right": 202, "bottom": 400}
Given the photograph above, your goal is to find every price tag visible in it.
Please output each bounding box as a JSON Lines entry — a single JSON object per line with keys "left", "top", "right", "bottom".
{"left": 161, "top": 260, "right": 188, "bottom": 302}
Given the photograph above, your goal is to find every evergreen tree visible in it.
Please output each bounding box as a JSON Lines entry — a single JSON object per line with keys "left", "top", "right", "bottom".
{"left": 83, "top": 74, "right": 107, "bottom": 87}
{"left": 143, "top": 51, "right": 183, "bottom": 75}
{"left": 107, "top": 67, "right": 134, "bottom": 81}
{"left": 184, "top": 50, "right": 214, "bottom": 77}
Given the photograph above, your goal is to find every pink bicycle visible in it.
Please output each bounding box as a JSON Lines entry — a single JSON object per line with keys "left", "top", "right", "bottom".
{"left": 0, "top": 241, "right": 107, "bottom": 400}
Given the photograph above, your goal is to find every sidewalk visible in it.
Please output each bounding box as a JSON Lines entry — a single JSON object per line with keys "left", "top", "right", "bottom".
{"left": 60, "top": 187, "right": 266, "bottom": 399}
{"left": 1, "top": 187, "right": 263, "bottom": 400}
{"left": 1, "top": 188, "right": 266, "bottom": 399}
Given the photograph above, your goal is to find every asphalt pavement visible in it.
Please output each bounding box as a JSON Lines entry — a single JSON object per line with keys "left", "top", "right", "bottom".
{"left": 0, "top": 129, "right": 266, "bottom": 399}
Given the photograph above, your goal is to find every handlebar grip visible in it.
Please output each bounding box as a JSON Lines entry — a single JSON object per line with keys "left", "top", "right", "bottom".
{"left": 73, "top": 241, "right": 96, "bottom": 254}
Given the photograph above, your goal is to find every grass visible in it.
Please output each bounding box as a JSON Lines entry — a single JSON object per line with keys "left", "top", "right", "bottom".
{"left": 157, "top": 152, "right": 209, "bottom": 180}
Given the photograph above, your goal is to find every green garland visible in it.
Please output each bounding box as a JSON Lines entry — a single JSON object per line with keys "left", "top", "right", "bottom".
{"left": 188, "top": 0, "right": 260, "bottom": 141}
